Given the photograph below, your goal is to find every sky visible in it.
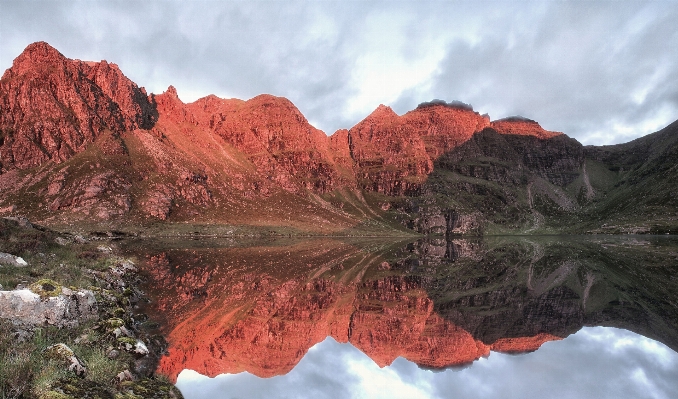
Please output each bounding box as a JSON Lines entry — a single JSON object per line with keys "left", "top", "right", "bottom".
{"left": 1, "top": 1, "right": 677, "bottom": 145}
{"left": 176, "top": 327, "right": 678, "bottom": 399}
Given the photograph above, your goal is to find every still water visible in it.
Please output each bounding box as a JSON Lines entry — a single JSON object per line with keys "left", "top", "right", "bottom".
{"left": 125, "top": 235, "right": 678, "bottom": 398}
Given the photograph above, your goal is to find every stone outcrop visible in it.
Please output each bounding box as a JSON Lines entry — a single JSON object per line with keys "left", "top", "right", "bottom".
{"left": 0, "top": 287, "right": 97, "bottom": 328}
{"left": 0, "top": 252, "right": 28, "bottom": 267}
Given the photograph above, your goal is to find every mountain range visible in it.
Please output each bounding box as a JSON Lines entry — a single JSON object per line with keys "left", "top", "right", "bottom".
{"left": 1, "top": 42, "right": 676, "bottom": 235}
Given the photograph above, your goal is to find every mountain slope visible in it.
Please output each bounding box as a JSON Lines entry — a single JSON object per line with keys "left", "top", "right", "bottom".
{"left": 0, "top": 42, "right": 676, "bottom": 235}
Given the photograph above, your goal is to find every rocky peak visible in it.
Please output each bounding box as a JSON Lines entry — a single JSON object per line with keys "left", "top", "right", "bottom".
{"left": 491, "top": 116, "right": 562, "bottom": 139}
{"left": 0, "top": 41, "right": 157, "bottom": 170}
{"left": 358, "top": 104, "right": 399, "bottom": 126}
{"left": 5, "top": 41, "right": 66, "bottom": 77}
{"left": 346, "top": 99, "right": 491, "bottom": 195}
{"left": 165, "top": 85, "right": 180, "bottom": 100}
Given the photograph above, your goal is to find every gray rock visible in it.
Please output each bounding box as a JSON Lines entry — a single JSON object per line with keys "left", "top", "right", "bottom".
{"left": 55, "top": 237, "right": 71, "bottom": 246}
{"left": 116, "top": 369, "right": 134, "bottom": 382}
{"left": 110, "top": 259, "right": 137, "bottom": 277}
{"left": 73, "top": 235, "right": 89, "bottom": 244}
{"left": 0, "top": 288, "right": 97, "bottom": 328}
{"left": 0, "top": 252, "right": 28, "bottom": 267}
{"left": 97, "top": 245, "right": 113, "bottom": 253}
{"left": 134, "top": 340, "right": 149, "bottom": 356}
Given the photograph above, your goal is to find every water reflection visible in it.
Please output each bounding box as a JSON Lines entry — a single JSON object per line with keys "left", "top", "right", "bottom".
{"left": 175, "top": 327, "right": 678, "bottom": 399}
{"left": 124, "top": 235, "right": 678, "bottom": 384}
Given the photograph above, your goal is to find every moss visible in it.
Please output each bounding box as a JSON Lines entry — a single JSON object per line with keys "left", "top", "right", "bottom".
{"left": 50, "top": 377, "right": 113, "bottom": 399}
{"left": 105, "top": 318, "right": 125, "bottom": 329}
{"left": 44, "top": 344, "right": 75, "bottom": 360}
{"left": 29, "top": 278, "right": 63, "bottom": 298}
{"left": 39, "top": 391, "right": 73, "bottom": 399}
{"left": 116, "top": 337, "right": 136, "bottom": 346}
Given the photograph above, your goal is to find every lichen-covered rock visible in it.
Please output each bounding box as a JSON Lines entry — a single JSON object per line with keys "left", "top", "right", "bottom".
{"left": 0, "top": 288, "right": 96, "bottom": 327}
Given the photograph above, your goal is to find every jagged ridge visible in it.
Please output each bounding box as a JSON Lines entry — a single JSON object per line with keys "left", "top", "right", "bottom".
{"left": 0, "top": 42, "right": 676, "bottom": 235}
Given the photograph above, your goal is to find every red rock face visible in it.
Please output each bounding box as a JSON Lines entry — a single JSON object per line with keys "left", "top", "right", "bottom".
{"left": 346, "top": 104, "right": 491, "bottom": 195}
{"left": 490, "top": 117, "right": 562, "bottom": 139}
{"left": 0, "top": 42, "right": 157, "bottom": 170}
{"left": 153, "top": 88, "right": 346, "bottom": 194}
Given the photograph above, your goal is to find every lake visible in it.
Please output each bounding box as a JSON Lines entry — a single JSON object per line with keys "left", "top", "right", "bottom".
{"left": 123, "top": 235, "right": 678, "bottom": 398}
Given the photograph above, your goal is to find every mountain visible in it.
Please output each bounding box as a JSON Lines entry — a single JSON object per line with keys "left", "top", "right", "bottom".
{"left": 0, "top": 42, "right": 676, "bottom": 235}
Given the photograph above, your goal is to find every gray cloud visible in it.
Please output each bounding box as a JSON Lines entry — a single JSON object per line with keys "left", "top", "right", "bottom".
{"left": 1, "top": 1, "right": 676, "bottom": 143}
{"left": 176, "top": 327, "right": 678, "bottom": 399}
{"left": 403, "top": 1, "right": 678, "bottom": 144}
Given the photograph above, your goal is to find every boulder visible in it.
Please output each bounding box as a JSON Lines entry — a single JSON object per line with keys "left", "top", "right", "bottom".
{"left": 0, "top": 252, "right": 28, "bottom": 267}
{"left": 0, "top": 287, "right": 97, "bottom": 328}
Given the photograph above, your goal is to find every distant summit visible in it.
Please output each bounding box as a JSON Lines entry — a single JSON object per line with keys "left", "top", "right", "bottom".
{"left": 494, "top": 116, "right": 537, "bottom": 123}
{"left": 416, "top": 99, "right": 473, "bottom": 112}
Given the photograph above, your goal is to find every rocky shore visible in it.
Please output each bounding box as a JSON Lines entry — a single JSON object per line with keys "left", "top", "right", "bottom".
{"left": 0, "top": 217, "right": 182, "bottom": 398}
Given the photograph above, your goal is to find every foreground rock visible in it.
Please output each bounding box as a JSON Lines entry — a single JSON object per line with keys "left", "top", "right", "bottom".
{"left": 0, "top": 287, "right": 96, "bottom": 328}
{"left": 0, "top": 252, "right": 28, "bottom": 267}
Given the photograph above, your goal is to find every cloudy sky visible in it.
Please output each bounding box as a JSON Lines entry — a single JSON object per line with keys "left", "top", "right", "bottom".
{"left": 176, "top": 327, "right": 678, "bottom": 399}
{"left": 1, "top": 1, "right": 677, "bottom": 145}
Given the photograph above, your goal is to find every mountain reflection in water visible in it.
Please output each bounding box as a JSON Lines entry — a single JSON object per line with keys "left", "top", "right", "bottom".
{"left": 175, "top": 327, "right": 678, "bottom": 399}
{"left": 125, "top": 235, "right": 678, "bottom": 392}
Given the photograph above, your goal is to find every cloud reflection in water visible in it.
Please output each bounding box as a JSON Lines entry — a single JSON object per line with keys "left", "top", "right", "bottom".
{"left": 176, "top": 326, "right": 678, "bottom": 399}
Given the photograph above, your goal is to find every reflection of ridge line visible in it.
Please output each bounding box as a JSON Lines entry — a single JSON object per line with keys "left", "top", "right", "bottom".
{"left": 307, "top": 250, "right": 359, "bottom": 281}
{"left": 337, "top": 252, "right": 380, "bottom": 285}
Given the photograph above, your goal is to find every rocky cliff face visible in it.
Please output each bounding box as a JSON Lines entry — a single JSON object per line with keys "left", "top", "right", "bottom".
{"left": 345, "top": 102, "right": 491, "bottom": 196}
{"left": 0, "top": 42, "right": 157, "bottom": 170}
{"left": 397, "top": 128, "right": 587, "bottom": 234}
